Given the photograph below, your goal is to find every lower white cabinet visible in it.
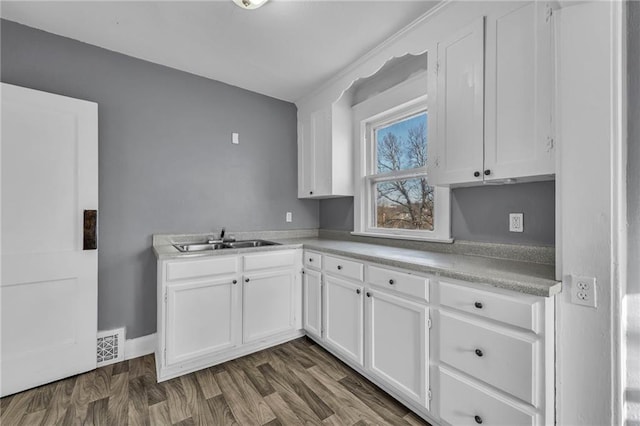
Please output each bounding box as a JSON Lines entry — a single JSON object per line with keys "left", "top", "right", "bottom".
{"left": 157, "top": 250, "right": 302, "bottom": 381}
{"left": 243, "top": 269, "right": 296, "bottom": 344}
{"left": 366, "top": 289, "right": 429, "bottom": 408}
{"left": 323, "top": 274, "right": 365, "bottom": 366}
{"left": 165, "top": 277, "right": 241, "bottom": 366}
{"left": 302, "top": 268, "right": 322, "bottom": 338}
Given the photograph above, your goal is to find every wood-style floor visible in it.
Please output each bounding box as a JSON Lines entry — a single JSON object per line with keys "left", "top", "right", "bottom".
{"left": 0, "top": 337, "right": 431, "bottom": 425}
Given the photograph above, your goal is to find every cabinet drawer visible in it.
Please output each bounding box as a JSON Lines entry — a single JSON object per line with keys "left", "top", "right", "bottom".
{"left": 367, "top": 265, "right": 429, "bottom": 301}
{"left": 439, "top": 280, "right": 540, "bottom": 333}
{"left": 304, "top": 251, "right": 322, "bottom": 270}
{"left": 324, "top": 255, "right": 363, "bottom": 281}
{"left": 440, "top": 313, "right": 537, "bottom": 405}
{"left": 166, "top": 256, "right": 238, "bottom": 281}
{"left": 440, "top": 368, "right": 535, "bottom": 426}
{"left": 243, "top": 250, "right": 297, "bottom": 271}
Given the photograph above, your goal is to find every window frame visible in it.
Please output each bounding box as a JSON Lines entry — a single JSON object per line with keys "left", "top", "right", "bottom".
{"left": 352, "top": 72, "right": 452, "bottom": 242}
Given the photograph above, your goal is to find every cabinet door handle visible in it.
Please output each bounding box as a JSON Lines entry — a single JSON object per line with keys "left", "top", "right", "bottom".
{"left": 474, "top": 415, "right": 483, "bottom": 424}
{"left": 356, "top": 289, "right": 361, "bottom": 295}
{"left": 366, "top": 292, "right": 371, "bottom": 298}
{"left": 388, "top": 279, "right": 395, "bottom": 285}
{"left": 302, "top": 270, "right": 305, "bottom": 274}
{"left": 475, "top": 349, "right": 484, "bottom": 357}
{"left": 309, "top": 191, "right": 314, "bottom": 195}
{"left": 337, "top": 265, "right": 342, "bottom": 270}
{"left": 474, "top": 171, "right": 480, "bottom": 177}
{"left": 232, "top": 279, "right": 237, "bottom": 285}
{"left": 474, "top": 301, "right": 483, "bottom": 309}
{"left": 309, "top": 258, "right": 313, "bottom": 262}
{"left": 245, "top": 278, "right": 250, "bottom": 283}
{"left": 484, "top": 169, "right": 491, "bottom": 176}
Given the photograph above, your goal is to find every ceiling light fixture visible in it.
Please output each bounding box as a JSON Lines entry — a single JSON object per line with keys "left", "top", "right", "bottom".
{"left": 232, "top": 0, "right": 268, "bottom": 10}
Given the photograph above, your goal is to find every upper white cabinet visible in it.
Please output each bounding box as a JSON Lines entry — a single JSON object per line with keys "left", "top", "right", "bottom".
{"left": 297, "top": 94, "right": 353, "bottom": 199}
{"left": 432, "top": 18, "right": 486, "bottom": 186}
{"left": 430, "top": 2, "right": 555, "bottom": 186}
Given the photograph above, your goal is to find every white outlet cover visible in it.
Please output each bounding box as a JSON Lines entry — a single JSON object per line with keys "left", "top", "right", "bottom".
{"left": 285, "top": 212, "right": 292, "bottom": 222}
{"left": 232, "top": 132, "right": 239, "bottom": 144}
{"left": 571, "top": 275, "right": 597, "bottom": 308}
{"left": 509, "top": 213, "right": 524, "bottom": 232}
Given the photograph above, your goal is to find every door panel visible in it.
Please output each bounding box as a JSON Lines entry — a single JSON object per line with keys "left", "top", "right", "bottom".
{"left": 367, "top": 290, "right": 428, "bottom": 407}
{"left": 166, "top": 278, "right": 240, "bottom": 365}
{"left": 1, "top": 83, "right": 98, "bottom": 397}
{"left": 303, "top": 269, "right": 322, "bottom": 338}
{"left": 243, "top": 269, "right": 295, "bottom": 343}
{"left": 323, "top": 275, "right": 363, "bottom": 365}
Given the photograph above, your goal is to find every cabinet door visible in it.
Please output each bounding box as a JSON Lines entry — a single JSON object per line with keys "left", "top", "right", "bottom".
{"left": 243, "top": 269, "right": 296, "bottom": 343}
{"left": 484, "top": 2, "right": 554, "bottom": 180}
{"left": 298, "top": 114, "right": 315, "bottom": 198}
{"left": 310, "top": 107, "right": 332, "bottom": 196}
{"left": 323, "top": 275, "right": 364, "bottom": 366}
{"left": 366, "top": 289, "right": 429, "bottom": 408}
{"left": 165, "top": 277, "right": 240, "bottom": 366}
{"left": 433, "top": 18, "right": 485, "bottom": 185}
{"left": 303, "top": 269, "right": 322, "bottom": 339}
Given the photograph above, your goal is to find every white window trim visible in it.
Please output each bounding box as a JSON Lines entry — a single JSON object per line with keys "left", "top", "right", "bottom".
{"left": 352, "top": 72, "right": 452, "bottom": 243}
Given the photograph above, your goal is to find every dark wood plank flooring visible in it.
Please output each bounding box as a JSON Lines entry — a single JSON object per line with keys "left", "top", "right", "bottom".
{"left": 0, "top": 337, "right": 431, "bottom": 425}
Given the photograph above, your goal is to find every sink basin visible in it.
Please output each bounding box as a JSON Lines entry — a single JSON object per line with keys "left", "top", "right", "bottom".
{"left": 223, "top": 240, "right": 280, "bottom": 249}
{"left": 172, "top": 242, "right": 225, "bottom": 252}
{"left": 173, "top": 239, "right": 280, "bottom": 252}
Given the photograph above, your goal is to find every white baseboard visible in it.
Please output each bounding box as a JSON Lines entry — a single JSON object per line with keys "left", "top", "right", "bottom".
{"left": 124, "top": 333, "right": 157, "bottom": 360}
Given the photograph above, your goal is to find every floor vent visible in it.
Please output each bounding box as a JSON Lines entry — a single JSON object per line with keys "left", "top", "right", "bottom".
{"left": 97, "top": 328, "right": 125, "bottom": 366}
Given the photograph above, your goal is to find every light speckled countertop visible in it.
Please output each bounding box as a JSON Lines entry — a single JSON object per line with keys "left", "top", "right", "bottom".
{"left": 153, "top": 234, "right": 561, "bottom": 297}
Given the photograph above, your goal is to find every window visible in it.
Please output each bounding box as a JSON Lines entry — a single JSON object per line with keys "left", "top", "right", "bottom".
{"left": 353, "top": 73, "right": 450, "bottom": 242}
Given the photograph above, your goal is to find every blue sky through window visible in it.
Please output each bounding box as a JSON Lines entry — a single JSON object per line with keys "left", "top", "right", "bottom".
{"left": 375, "top": 112, "right": 427, "bottom": 173}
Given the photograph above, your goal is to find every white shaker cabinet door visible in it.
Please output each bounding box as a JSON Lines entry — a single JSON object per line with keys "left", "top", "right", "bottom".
{"left": 484, "top": 2, "right": 554, "bottom": 181}
{"left": 323, "top": 275, "right": 364, "bottom": 366}
{"left": 165, "top": 277, "right": 241, "bottom": 366}
{"left": 303, "top": 269, "right": 323, "bottom": 339}
{"left": 366, "top": 289, "right": 429, "bottom": 408}
{"left": 243, "top": 269, "right": 296, "bottom": 343}
{"left": 432, "top": 18, "right": 485, "bottom": 185}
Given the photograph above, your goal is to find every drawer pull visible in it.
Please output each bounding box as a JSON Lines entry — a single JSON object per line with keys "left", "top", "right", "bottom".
{"left": 388, "top": 279, "right": 395, "bottom": 285}
{"left": 475, "top": 349, "right": 484, "bottom": 357}
{"left": 232, "top": 279, "right": 237, "bottom": 285}
{"left": 309, "top": 258, "right": 313, "bottom": 262}
{"left": 356, "top": 289, "right": 361, "bottom": 295}
{"left": 474, "top": 415, "right": 483, "bottom": 424}
{"left": 474, "top": 301, "right": 483, "bottom": 309}
{"left": 245, "top": 278, "right": 250, "bottom": 283}
{"left": 337, "top": 265, "right": 343, "bottom": 270}
{"left": 366, "top": 292, "right": 371, "bottom": 298}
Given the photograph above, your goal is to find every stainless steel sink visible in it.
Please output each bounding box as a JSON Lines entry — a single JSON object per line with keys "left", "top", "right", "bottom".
{"left": 223, "top": 240, "right": 280, "bottom": 249}
{"left": 173, "top": 239, "right": 280, "bottom": 252}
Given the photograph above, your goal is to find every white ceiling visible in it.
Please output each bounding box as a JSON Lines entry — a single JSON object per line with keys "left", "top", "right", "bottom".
{"left": 0, "top": 1, "right": 439, "bottom": 102}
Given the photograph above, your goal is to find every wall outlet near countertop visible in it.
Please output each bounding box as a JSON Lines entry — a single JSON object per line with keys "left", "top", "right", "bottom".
{"left": 285, "top": 212, "right": 292, "bottom": 223}
{"left": 571, "top": 275, "right": 597, "bottom": 308}
{"left": 509, "top": 213, "right": 524, "bottom": 232}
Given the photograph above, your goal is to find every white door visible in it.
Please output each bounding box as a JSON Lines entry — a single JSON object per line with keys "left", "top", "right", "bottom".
{"left": 484, "top": 2, "right": 554, "bottom": 181}
{"left": 432, "top": 18, "right": 485, "bottom": 185}
{"left": 303, "top": 269, "right": 322, "bottom": 338}
{"left": 1, "top": 83, "right": 98, "bottom": 397}
{"left": 323, "top": 275, "right": 364, "bottom": 366}
{"left": 366, "top": 289, "right": 429, "bottom": 408}
{"left": 165, "top": 277, "right": 240, "bottom": 366}
{"left": 243, "top": 269, "right": 295, "bottom": 343}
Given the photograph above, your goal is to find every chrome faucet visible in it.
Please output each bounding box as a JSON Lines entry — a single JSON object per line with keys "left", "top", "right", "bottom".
{"left": 220, "top": 227, "right": 226, "bottom": 241}
{"left": 207, "top": 227, "right": 235, "bottom": 244}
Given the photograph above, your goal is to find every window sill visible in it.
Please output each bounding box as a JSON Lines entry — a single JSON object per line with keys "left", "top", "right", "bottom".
{"left": 350, "top": 231, "right": 454, "bottom": 244}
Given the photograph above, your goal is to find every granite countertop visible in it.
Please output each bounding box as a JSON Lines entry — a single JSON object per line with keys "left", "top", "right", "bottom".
{"left": 153, "top": 234, "right": 561, "bottom": 297}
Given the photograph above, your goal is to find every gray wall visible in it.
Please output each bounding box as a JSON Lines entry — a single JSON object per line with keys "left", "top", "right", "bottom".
{"left": 626, "top": 2, "right": 640, "bottom": 423}
{"left": 319, "top": 181, "right": 555, "bottom": 246}
{"left": 1, "top": 20, "right": 319, "bottom": 339}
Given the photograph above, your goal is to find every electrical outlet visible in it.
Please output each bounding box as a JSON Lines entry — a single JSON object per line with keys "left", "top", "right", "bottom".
{"left": 571, "top": 275, "right": 597, "bottom": 308}
{"left": 509, "top": 213, "right": 524, "bottom": 232}
{"left": 232, "top": 132, "right": 239, "bottom": 144}
{"left": 285, "top": 212, "right": 292, "bottom": 223}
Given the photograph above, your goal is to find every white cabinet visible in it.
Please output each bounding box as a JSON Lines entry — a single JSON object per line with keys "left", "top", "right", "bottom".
{"left": 302, "top": 268, "right": 322, "bottom": 339}
{"left": 297, "top": 94, "right": 353, "bottom": 199}
{"left": 157, "top": 249, "right": 302, "bottom": 381}
{"left": 432, "top": 18, "right": 485, "bottom": 185}
{"left": 366, "top": 289, "right": 429, "bottom": 408}
{"left": 243, "top": 269, "right": 296, "bottom": 343}
{"left": 323, "top": 274, "right": 364, "bottom": 366}
{"left": 165, "top": 277, "right": 241, "bottom": 366}
{"left": 430, "top": 2, "right": 555, "bottom": 186}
